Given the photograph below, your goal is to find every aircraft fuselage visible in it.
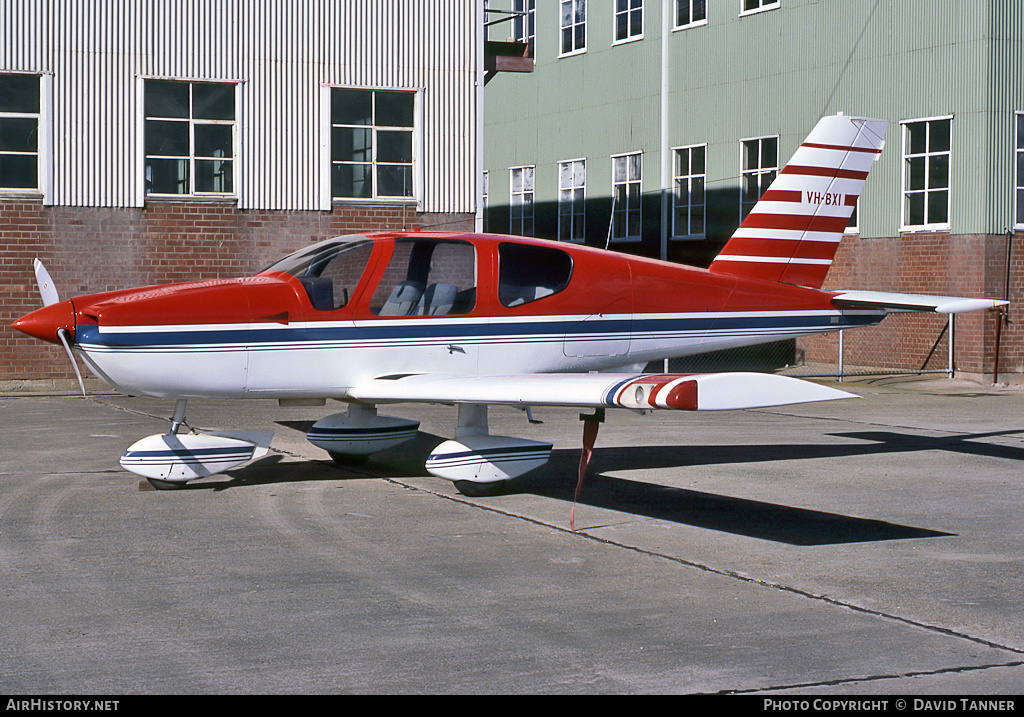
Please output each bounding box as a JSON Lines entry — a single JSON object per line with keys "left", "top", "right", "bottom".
{"left": 14, "top": 232, "right": 883, "bottom": 400}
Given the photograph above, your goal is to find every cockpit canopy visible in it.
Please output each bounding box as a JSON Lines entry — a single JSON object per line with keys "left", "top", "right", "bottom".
{"left": 263, "top": 233, "right": 574, "bottom": 316}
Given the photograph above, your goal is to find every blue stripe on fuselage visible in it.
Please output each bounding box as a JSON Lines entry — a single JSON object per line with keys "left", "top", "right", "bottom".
{"left": 75, "top": 312, "right": 881, "bottom": 350}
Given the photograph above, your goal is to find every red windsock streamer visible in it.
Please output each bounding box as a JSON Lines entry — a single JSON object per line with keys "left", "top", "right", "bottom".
{"left": 570, "top": 413, "right": 602, "bottom": 532}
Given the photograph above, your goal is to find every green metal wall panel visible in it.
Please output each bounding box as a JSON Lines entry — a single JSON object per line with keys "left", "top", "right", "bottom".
{"left": 484, "top": 0, "right": 1023, "bottom": 249}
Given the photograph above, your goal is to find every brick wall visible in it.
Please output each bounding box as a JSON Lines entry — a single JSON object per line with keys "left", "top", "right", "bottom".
{"left": 5, "top": 198, "right": 1021, "bottom": 385}
{"left": 1, "top": 198, "right": 473, "bottom": 384}
{"left": 796, "top": 232, "right": 1024, "bottom": 380}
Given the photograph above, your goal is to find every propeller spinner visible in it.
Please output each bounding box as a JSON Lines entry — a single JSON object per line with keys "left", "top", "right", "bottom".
{"left": 12, "top": 260, "right": 86, "bottom": 396}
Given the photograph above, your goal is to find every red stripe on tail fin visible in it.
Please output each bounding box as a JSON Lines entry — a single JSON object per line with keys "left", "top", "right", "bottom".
{"left": 709, "top": 114, "right": 888, "bottom": 289}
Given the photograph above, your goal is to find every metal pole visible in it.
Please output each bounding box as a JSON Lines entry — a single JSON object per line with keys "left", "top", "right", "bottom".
{"left": 659, "top": 0, "right": 670, "bottom": 261}
{"left": 838, "top": 330, "right": 844, "bottom": 381}
{"left": 475, "top": 1, "right": 486, "bottom": 232}
{"left": 948, "top": 313, "right": 955, "bottom": 379}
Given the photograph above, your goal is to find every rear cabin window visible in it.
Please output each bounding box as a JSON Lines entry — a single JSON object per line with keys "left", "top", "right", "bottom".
{"left": 369, "top": 239, "right": 477, "bottom": 316}
{"left": 263, "top": 237, "right": 374, "bottom": 311}
{"left": 498, "top": 242, "right": 573, "bottom": 307}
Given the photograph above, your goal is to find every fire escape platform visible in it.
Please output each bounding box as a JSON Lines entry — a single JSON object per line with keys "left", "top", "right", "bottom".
{"left": 484, "top": 40, "right": 533, "bottom": 81}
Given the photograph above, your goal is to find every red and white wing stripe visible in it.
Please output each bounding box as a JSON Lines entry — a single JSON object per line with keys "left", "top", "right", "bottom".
{"left": 710, "top": 114, "right": 888, "bottom": 289}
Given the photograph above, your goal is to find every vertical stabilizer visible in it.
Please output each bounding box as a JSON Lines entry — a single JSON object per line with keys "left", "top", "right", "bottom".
{"left": 708, "top": 114, "right": 888, "bottom": 289}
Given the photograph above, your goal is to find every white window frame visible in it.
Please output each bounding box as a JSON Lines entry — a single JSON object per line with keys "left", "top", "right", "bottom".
{"left": 143, "top": 78, "right": 238, "bottom": 199}
{"left": 1015, "top": 111, "right": 1023, "bottom": 230}
{"left": 510, "top": 165, "right": 535, "bottom": 236}
{"left": 559, "top": 0, "right": 587, "bottom": 57}
{"left": 613, "top": 0, "right": 644, "bottom": 45}
{"left": 611, "top": 151, "right": 642, "bottom": 242}
{"left": 558, "top": 158, "right": 586, "bottom": 242}
{"left": 329, "top": 87, "right": 419, "bottom": 203}
{"left": 0, "top": 72, "right": 52, "bottom": 201}
{"left": 740, "top": 134, "right": 778, "bottom": 220}
{"left": 513, "top": 0, "right": 536, "bottom": 58}
{"left": 673, "top": 0, "right": 708, "bottom": 30}
{"left": 672, "top": 144, "right": 706, "bottom": 239}
{"left": 740, "top": 0, "right": 780, "bottom": 17}
{"left": 900, "top": 115, "right": 952, "bottom": 232}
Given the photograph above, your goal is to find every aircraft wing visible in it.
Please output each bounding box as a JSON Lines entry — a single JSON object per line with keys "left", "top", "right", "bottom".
{"left": 348, "top": 371, "right": 856, "bottom": 411}
{"left": 831, "top": 290, "right": 1008, "bottom": 315}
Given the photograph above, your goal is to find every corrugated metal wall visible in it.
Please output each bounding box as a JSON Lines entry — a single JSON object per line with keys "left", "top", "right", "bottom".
{"left": 0, "top": 0, "right": 479, "bottom": 213}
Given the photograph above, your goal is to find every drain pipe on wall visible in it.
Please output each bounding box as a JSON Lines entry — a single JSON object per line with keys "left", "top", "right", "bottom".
{"left": 993, "top": 229, "right": 1013, "bottom": 384}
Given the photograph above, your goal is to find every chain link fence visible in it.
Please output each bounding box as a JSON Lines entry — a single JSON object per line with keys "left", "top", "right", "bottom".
{"left": 657, "top": 312, "right": 957, "bottom": 380}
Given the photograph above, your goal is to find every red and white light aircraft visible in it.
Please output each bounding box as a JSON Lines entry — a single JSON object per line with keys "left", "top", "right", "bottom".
{"left": 12, "top": 114, "right": 1007, "bottom": 499}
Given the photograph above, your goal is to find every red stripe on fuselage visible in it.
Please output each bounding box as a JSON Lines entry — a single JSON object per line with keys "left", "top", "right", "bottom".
{"left": 780, "top": 263, "right": 831, "bottom": 289}
{"left": 709, "top": 259, "right": 832, "bottom": 289}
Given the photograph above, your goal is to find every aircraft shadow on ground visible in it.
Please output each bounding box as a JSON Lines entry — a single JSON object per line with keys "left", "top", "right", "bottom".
{"left": 257, "top": 420, "right": 966, "bottom": 546}
{"left": 511, "top": 450, "right": 952, "bottom": 546}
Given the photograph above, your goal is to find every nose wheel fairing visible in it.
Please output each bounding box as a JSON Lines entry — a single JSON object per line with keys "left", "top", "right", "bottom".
{"left": 121, "top": 432, "right": 270, "bottom": 484}
{"left": 118, "top": 399, "right": 272, "bottom": 489}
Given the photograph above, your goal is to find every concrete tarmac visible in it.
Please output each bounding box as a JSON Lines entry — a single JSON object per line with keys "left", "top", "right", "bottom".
{"left": 2, "top": 377, "right": 1023, "bottom": 695}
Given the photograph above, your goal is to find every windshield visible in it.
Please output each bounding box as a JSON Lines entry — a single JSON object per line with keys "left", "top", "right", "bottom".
{"left": 262, "top": 236, "right": 375, "bottom": 311}
{"left": 263, "top": 236, "right": 372, "bottom": 277}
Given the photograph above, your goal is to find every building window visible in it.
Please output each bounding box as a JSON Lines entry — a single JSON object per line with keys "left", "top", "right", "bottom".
{"left": 513, "top": 0, "right": 536, "bottom": 57}
{"left": 560, "top": 0, "right": 586, "bottom": 56}
{"left": 612, "top": 152, "right": 642, "bottom": 241}
{"left": 675, "top": 0, "right": 707, "bottom": 28}
{"left": 741, "top": 0, "right": 780, "bottom": 15}
{"left": 741, "top": 135, "right": 777, "bottom": 220}
{"left": 510, "top": 165, "right": 535, "bottom": 236}
{"left": 673, "top": 145, "right": 705, "bottom": 238}
{"left": 845, "top": 201, "right": 859, "bottom": 235}
{"left": 332, "top": 88, "right": 415, "bottom": 200}
{"left": 558, "top": 159, "right": 586, "bottom": 242}
{"left": 615, "top": 0, "right": 643, "bottom": 42}
{"left": 144, "top": 80, "right": 235, "bottom": 196}
{"left": 1015, "top": 112, "right": 1023, "bottom": 228}
{"left": 902, "top": 117, "right": 951, "bottom": 229}
{"left": 0, "top": 74, "right": 40, "bottom": 190}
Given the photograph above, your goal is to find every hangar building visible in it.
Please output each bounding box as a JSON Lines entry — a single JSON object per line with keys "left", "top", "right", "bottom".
{"left": 482, "top": 0, "right": 1024, "bottom": 381}
{"left": 1, "top": 0, "right": 483, "bottom": 386}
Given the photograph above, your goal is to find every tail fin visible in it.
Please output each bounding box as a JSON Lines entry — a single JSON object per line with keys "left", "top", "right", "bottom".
{"left": 708, "top": 114, "right": 888, "bottom": 289}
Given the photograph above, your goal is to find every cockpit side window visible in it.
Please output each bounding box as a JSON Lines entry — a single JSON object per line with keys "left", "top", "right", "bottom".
{"left": 498, "top": 242, "right": 573, "bottom": 307}
{"left": 368, "top": 239, "right": 477, "bottom": 316}
{"left": 264, "top": 238, "right": 374, "bottom": 311}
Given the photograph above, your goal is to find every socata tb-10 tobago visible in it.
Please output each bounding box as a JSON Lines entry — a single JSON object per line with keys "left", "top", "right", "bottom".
{"left": 13, "top": 114, "right": 1007, "bottom": 505}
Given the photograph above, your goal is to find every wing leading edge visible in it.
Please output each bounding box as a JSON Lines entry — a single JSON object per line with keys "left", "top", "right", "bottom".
{"left": 349, "top": 371, "right": 856, "bottom": 411}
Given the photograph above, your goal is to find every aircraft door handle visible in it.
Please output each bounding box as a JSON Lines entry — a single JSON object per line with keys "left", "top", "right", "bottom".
{"left": 447, "top": 344, "right": 466, "bottom": 354}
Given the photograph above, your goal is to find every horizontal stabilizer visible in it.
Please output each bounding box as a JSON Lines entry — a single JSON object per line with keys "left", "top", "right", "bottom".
{"left": 350, "top": 371, "right": 855, "bottom": 411}
{"left": 831, "top": 290, "right": 1008, "bottom": 315}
